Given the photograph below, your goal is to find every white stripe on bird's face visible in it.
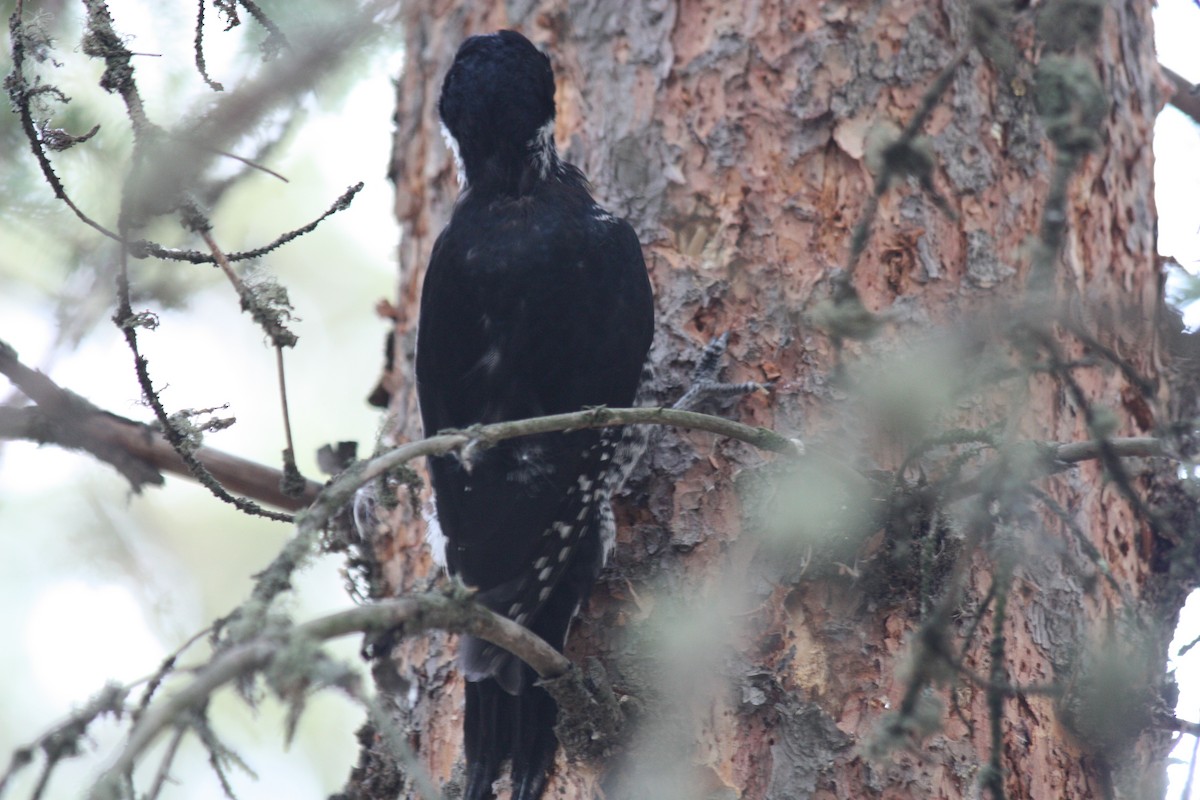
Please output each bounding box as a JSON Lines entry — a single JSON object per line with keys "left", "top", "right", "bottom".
{"left": 528, "top": 118, "right": 557, "bottom": 180}
{"left": 440, "top": 120, "right": 467, "bottom": 188}
{"left": 424, "top": 502, "right": 448, "bottom": 569}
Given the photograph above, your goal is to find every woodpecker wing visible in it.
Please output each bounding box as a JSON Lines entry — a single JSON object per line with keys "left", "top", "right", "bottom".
{"left": 418, "top": 31, "right": 654, "bottom": 800}
{"left": 416, "top": 179, "right": 652, "bottom": 617}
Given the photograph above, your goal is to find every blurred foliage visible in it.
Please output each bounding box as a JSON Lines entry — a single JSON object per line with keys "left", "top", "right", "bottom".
{"left": 1168, "top": 263, "right": 1200, "bottom": 325}
{"left": 1, "top": 1, "right": 400, "bottom": 797}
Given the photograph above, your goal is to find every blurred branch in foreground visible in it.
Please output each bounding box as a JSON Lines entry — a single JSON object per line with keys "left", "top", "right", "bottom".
{"left": 0, "top": 339, "right": 321, "bottom": 511}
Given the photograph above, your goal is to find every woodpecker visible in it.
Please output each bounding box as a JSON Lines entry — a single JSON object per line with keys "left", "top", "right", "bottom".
{"left": 415, "top": 30, "right": 654, "bottom": 800}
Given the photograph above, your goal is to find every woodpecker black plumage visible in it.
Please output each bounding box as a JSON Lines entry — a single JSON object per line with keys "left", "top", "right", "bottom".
{"left": 415, "top": 30, "right": 654, "bottom": 800}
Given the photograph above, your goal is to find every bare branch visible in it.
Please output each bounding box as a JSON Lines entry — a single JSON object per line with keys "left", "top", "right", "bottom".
{"left": 115, "top": 242, "right": 294, "bottom": 522}
{"left": 7, "top": 1, "right": 122, "bottom": 241}
{"left": 358, "top": 405, "right": 804, "bottom": 489}
{"left": 0, "top": 339, "right": 321, "bottom": 511}
{"left": 1050, "top": 437, "right": 1164, "bottom": 464}
{"left": 134, "top": 182, "right": 364, "bottom": 265}
{"left": 1164, "top": 64, "right": 1200, "bottom": 127}
{"left": 0, "top": 684, "right": 128, "bottom": 795}
{"left": 349, "top": 408, "right": 1167, "bottom": 504}
{"left": 193, "top": 0, "right": 224, "bottom": 92}
{"left": 1, "top": 327, "right": 1174, "bottom": 524}
{"left": 143, "top": 725, "right": 186, "bottom": 800}
{"left": 89, "top": 594, "right": 571, "bottom": 799}
{"left": 1158, "top": 714, "right": 1200, "bottom": 737}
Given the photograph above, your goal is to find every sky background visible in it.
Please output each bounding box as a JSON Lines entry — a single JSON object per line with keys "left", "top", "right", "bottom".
{"left": 1, "top": 2, "right": 401, "bottom": 795}
{"left": 1152, "top": 1, "right": 1200, "bottom": 792}
{"left": 1, "top": 1, "right": 1199, "bottom": 798}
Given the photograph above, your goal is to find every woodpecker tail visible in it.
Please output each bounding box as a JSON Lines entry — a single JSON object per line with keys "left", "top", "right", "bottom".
{"left": 460, "top": 522, "right": 604, "bottom": 800}
{"left": 456, "top": 470, "right": 608, "bottom": 800}
{"left": 462, "top": 678, "right": 510, "bottom": 800}
{"left": 463, "top": 673, "right": 558, "bottom": 800}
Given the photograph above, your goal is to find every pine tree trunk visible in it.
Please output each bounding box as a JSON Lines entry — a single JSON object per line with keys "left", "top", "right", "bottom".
{"left": 352, "top": 2, "right": 1191, "bottom": 798}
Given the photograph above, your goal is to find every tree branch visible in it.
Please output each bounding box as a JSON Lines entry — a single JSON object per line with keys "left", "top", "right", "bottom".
{"left": 0, "top": 340, "right": 321, "bottom": 510}
{"left": 943, "top": 436, "right": 1167, "bottom": 503}
{"left": 2, "top": 326, "right": 1173, "bottom": 525}
{"left": 1164, "top": 64, "right": 1200, "bottom": 127}
{"left": 346, "top": 407, "right": 1166, "bottom": 514}
{"left": 89, "top": 593, "right": 572, "bottom": 799}
{"left": 1157, "top": 713, "right": 1200, "bottom": 737}
{"left": 0, "top": 683, "right": 128, "bottom": 796}
{"left": 357, "top": 405, "right": 804, "bottom": 488}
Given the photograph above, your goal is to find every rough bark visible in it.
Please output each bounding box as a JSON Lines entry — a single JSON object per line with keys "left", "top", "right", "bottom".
{"left": 355, "top": 2, "right": 1189, "bottom": 799}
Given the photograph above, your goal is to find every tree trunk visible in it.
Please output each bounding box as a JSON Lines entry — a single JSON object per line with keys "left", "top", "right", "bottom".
{"left": 353, "top": 2, "right": 1191, "bottom": 798}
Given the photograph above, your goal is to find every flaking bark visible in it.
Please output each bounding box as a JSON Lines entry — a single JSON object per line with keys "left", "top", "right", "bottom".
{"left": 366, "top": 3, "right": 1184, "bottom": 798}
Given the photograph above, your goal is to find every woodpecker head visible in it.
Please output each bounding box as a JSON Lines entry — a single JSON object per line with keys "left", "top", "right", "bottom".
{"left": 438, "top": 30, "right": 559, "bottom": 190}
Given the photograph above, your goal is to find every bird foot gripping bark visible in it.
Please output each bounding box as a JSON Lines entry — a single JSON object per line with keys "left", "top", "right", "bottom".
{"left": 673, "top": 332, "right": 770, "bottom": 412}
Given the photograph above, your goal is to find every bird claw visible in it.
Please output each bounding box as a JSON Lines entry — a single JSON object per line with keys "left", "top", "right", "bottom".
{"left": 674, "top": 332, "right": 769, "bottom": 412}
